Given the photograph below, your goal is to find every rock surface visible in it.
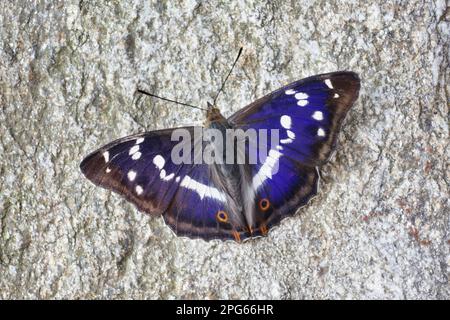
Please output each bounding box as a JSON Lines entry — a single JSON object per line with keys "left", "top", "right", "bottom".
{"left": 0, "top": 1, "right": 448, "bottom": 299}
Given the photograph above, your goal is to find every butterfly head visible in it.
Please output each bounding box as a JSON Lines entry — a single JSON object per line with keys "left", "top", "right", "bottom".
{"left": 205, "top": 102, "right": 227, "bottom": 127}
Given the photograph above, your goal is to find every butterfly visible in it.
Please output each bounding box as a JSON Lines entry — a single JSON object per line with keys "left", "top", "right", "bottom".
{"left": 80, "top": 71, "right": 360, "bottom": 242}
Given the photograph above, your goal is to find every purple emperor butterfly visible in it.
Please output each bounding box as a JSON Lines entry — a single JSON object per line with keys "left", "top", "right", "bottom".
{"left": 81, "top": 64, "right": 360, "bottom": 242}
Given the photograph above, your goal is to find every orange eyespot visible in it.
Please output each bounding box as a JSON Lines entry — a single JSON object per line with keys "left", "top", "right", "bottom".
{"left": 259, "top": 198, "right": 271, "bottom": 211}
{"left": 216, "top": 210, "right": 228, "bottom": 223}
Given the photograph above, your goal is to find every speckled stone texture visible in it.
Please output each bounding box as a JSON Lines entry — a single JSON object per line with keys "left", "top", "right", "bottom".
{"left": 0, "top": 1, "right": 449, "bottom": 299}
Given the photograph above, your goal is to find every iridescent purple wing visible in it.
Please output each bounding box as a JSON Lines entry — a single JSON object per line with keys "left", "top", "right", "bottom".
{"left": 80, "top": 128, "right": 191, "bottom": 216}
{"left": 162, "top": 161, "right": 249, "bottom": 242}
{"left": 80, "top": 127, "right": 247, "bottom": 241}
{"left": 229, "top": 72, "right": 360, "bottom": 236}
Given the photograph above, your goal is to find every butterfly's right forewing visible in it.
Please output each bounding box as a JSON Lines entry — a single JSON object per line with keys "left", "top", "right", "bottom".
{"left": 228, "top": 72, "right": 360, "bottom": 235}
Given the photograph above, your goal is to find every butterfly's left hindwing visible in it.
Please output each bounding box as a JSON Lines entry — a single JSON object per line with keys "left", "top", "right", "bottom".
{"left": 162, "top": 162, "right": 250, "bottom": 242}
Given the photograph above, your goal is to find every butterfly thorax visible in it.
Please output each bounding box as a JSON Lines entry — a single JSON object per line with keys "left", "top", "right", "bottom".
{"left": 204, "top": 105, "right": 233, "bottom": 164}
{"left": 203, "top": 104, "right": 246, "bottom": 222}
{"left": 204, "top": 106, "right": 240, "bottom": 171}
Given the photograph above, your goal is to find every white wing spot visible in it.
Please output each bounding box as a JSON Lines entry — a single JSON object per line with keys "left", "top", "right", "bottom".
{"left": 180, "top": 175, "right": 226, "bottom": 202}
{"left": 136, "top": 137, "right": 145, "bottom": 144}
{"left": 317, "top": 128, "right": 326, "bottom": 137}
{"left": 175, "top": 176, "right": 181, "bottom": 183}
{"left": 159, "top": 169, "right": 166, "bottom": 179}
{"left": 280, "top": 115, "right": 292, "bottom": 129}
{"left": 297, "top": 100, "right": 308, "bottom": 107}
{"left": 105, "top": 167, "right": 111, "bottom": 173}
{"left": 135, "top": 185, "right": 143, "bottom": 195}
{"left": 153, "top": 155, "right": 165, "bottom": 169}
{"left": 325, "top": 79, "right": 333, "bottom": 89}
{"left": 132, "top": 152, "right": 141, "bottom": 160}
{"left": 129, "top": 145, "right": 139, "bottom": 155}
{"left": 334, "top": 93, "right": 340, "bottom": 98}
{"left": 312, "top": 111, "right": 324, "bottom": 121}
{"left": 127, "top": 170, "right": 137, "bottom": 181}
{"left": 280, "top": 138, "right": 293, "bottom": 144}
{"left": 295, "top": 92, "right": 309, "bottom": 100}
{"left": 163, "top": 173, "right": 175, "bottom": 181}
{"left": 276, "top": 145, "right": 283, "bottom": 150}
{"left": 287, "top": 130, "right": 295, "bottom": 139}
{"left": 102, "top": 151, "right": 109, "bottom": 163}
{"left": 285, "top": 89, "right": 296, "bottom": 95}
{"left": 252, "top": 149, "right": 283, "bottom": 191}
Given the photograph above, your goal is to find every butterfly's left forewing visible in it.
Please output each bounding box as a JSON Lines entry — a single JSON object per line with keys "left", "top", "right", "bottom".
{"left": 80, "top": 127, "right": 248, "bottom": 242}
{"left": 80, "top": 128, "right": 195, "bottom": 215}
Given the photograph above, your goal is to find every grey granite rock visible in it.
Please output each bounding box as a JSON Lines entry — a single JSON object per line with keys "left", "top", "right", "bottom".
{"left": 0, "top": 0, "right": 448, "bottom": 299}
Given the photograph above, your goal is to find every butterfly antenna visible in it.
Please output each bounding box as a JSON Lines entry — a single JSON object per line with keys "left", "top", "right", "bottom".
{"left": 137, "top": 89, "right": 207, "bottom": 111}
{"left": 213, "top": 47, "right": 243, "bottom": 106}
